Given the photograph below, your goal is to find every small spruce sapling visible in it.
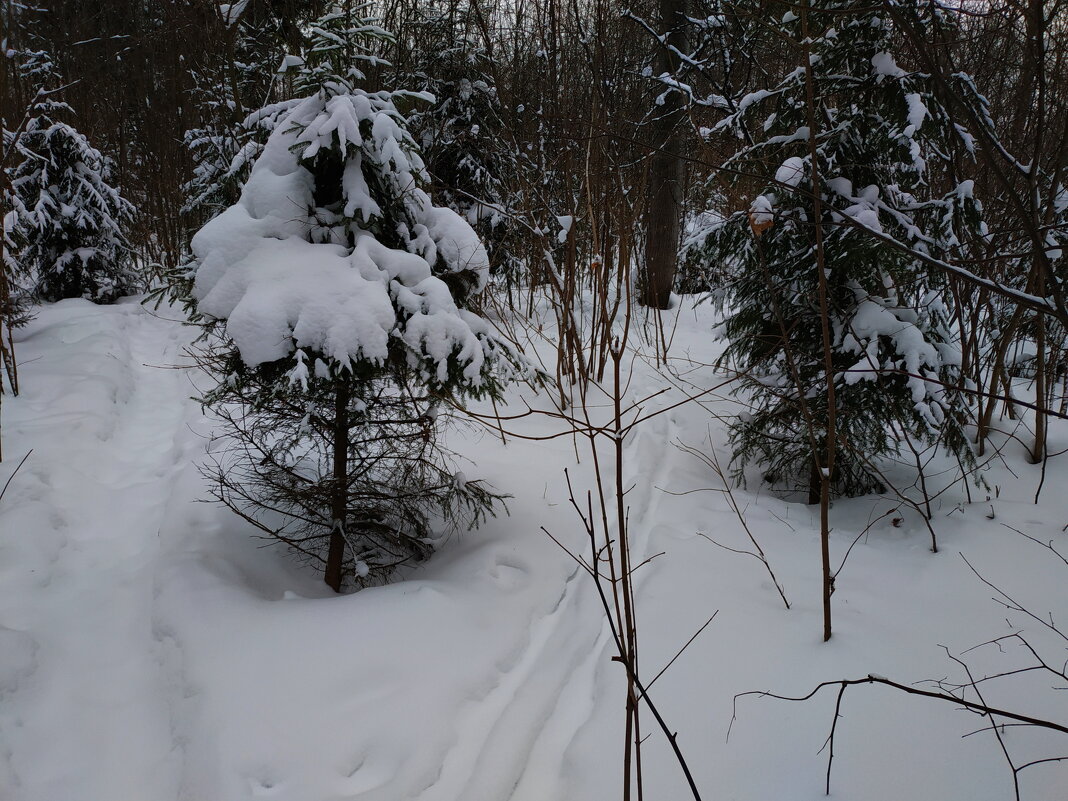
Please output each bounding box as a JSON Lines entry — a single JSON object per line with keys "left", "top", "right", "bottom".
{"left": 182, "top": 5, "right": 526, "bottom": 591}
{"left": 5, "top": 57, "right": 135, "bottom": 304}
{"left": 688, "top": 0, "right": 981, "bottom": 500}
{"left": 181, "top": 2, "right": 315, "bottom": 230}
{"left": 394, "top": 1, "right": 523, "bottom": 283}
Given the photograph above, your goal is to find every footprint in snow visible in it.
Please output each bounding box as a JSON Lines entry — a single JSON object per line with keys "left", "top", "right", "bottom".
{"left": 488, "top": 556, "right": 530, "bottom": 590}
{"left": 247, "top": 772, "right": 284, "bottom": 797}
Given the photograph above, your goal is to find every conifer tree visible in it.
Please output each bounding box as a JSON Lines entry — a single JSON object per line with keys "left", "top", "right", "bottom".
{"left": 180, "top": 62, "right": 258, "bottom": 223}
{"left": 393, "top": 1, "right": 523, "bottom": 282}
{"left": 5, "top": 55, "right": 135, "bottom": 304}
{"left": 181, "top": 1, "right": 315, "bottom": 230}
{"left": 182, "top": 4, "right": 525, "bottom": 591}
{"left": 688, "top": 0, "right": 980, "bottom": 501}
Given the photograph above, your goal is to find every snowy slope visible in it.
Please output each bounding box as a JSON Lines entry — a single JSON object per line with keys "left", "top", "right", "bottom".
{"left": 1, "top": 298, "right": 1066, "bottom": 801}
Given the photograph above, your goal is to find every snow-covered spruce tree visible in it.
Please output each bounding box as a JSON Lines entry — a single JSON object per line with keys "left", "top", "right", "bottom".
{"left": 181, "top": 1, "right": 315, "bottom": 231}
{"left": 6, "top": 82, "right": 136, "bottom": 304}
{"left": 393, "top": 1, "right": 523, "bottom": 284}
{"left": 181, "top": 61, "right": 260, "bottom": 225}
{"left": 185, "top": 6, "right": 524, "bottom": 592}
{"left": 687, "top": 0, "right": 980, "bottom": 501}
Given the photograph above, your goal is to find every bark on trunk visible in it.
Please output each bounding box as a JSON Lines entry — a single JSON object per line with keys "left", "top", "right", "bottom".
{"left": 1031, "top": 312, "right": 1046, "bottom": 464}
{"left": 808, "top": 459, "right": 821, "bottom": 506}
{"left": 640, "top": 0, "right": 687, "bottom": 310}
{"left": 324, "top": 376, "right": 350, "bottom": 592}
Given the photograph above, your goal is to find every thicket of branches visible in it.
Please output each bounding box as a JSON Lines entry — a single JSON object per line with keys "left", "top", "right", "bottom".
{"left": 2, "top": 0, "right": 1064, "bottom": 572}
{"left": 3, "top": 0, "right": 1061, "bottom": 339}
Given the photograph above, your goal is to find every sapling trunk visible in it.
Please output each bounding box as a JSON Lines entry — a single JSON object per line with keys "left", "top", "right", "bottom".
{"left": 801, "top": 0, "right": 835, "bottom": 642}
{"left": 325, "top": 374, "right": 350, "bottom": 592}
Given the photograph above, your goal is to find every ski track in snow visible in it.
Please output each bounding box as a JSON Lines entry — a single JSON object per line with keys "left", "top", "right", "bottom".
{"left": 514, "top": 416, "right": 679, "bottom": 801}
{"left": 447, "top": 393, "right": 682, "bottom": 801}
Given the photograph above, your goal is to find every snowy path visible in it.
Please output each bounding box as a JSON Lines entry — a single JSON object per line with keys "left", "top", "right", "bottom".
{"left": 0, "top": 300, "right": 197, "bottom": 800}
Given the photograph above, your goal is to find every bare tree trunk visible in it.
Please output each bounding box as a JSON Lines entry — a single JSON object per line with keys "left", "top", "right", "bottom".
{"left": 640, "top": 0, "right": 687, "bottom": 310}
{"left": 808, "top": 460, "right": 821, "bottom": 506}
{"left": 1031, "top": 312, "right": 1046, "bottom": 463}
{"left": 1023, "top": 0, "right": 1049, "bottom": 467}
{"left": 325, "top": 375, "right": 350, "bottom": 592}
{"left": 977, "top": 305, "right": 1025, "bottom": 456}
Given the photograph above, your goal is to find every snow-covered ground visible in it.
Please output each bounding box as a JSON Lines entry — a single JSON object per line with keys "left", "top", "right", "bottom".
{"left": 1, "top": 297, "right": 1066, "bottom": 800}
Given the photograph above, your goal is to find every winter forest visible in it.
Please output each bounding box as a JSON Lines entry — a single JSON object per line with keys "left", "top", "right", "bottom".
{"left": 1, "top": 0, "right": 1067, "bottom": 798}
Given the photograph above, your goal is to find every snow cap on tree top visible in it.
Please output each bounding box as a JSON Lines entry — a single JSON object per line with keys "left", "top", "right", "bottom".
{"left": 190, "top": 86, "right": 498, "bottom": 390}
